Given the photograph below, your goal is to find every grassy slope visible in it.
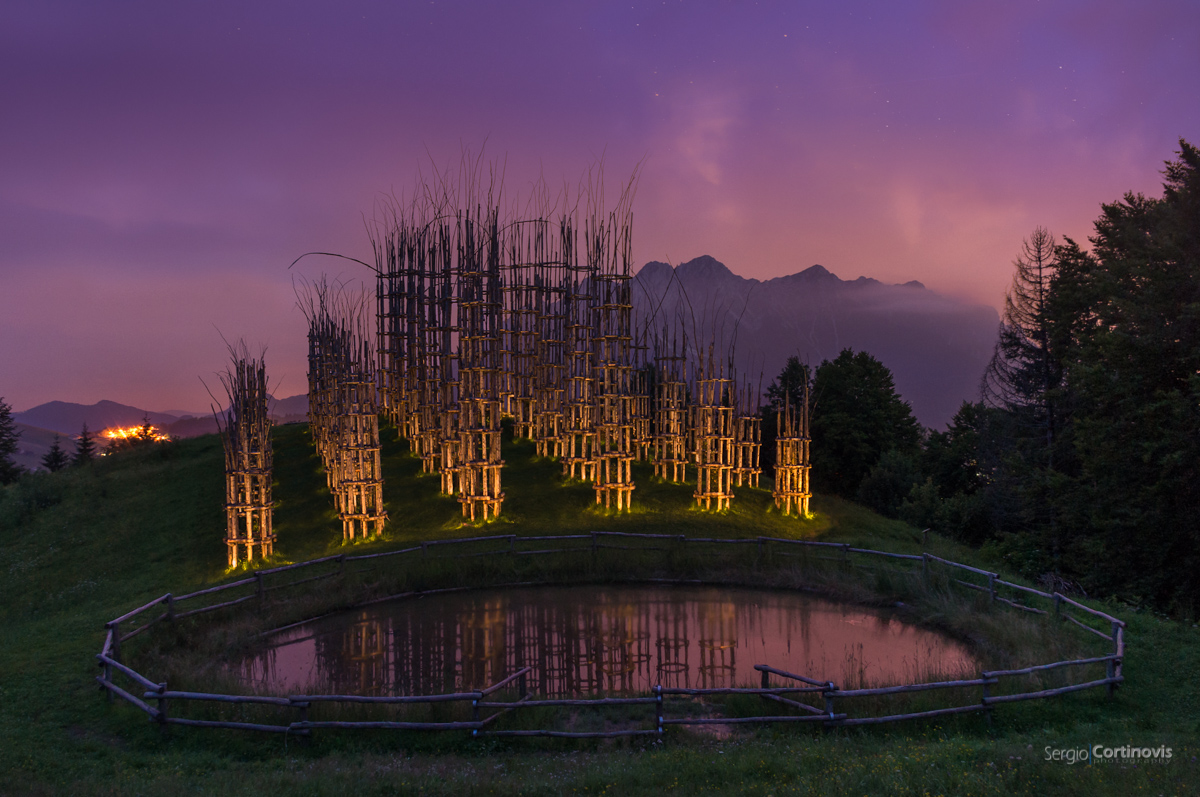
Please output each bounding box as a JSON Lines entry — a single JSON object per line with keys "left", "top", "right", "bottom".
{"left": 0, "top": 424, "right": 1195, "bottom": 796}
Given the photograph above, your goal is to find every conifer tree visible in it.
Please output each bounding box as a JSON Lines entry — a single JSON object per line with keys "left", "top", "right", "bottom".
{"left": 982, "top": 226, "right": 1063, "bottom": 462}
{"left": 42, "top": 435, "right": 69, "bottom": 472}
{"left": 0, "top": 397, "right": 22, "bottom": 485}
{"left": 73, "top": 423, "right": 96, "bottom": 465}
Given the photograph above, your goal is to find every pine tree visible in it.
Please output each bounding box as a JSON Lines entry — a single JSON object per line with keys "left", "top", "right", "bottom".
{"left": 73, "top": 423, "right": 96, "bottom": 465}
{"left": 135, "top": 414, "right": 155, "bottom": 446}
{"left": 809, "top": 350, "right": 922, "bottom": 496}
{"left": 0, "top": 397, "right": 22, "bottom": 485}
{"left": 42, "top": 435, "right": 69, "bottom": 472}
{"left": 982, "top": 226, "right": 1063, "bottom": 463}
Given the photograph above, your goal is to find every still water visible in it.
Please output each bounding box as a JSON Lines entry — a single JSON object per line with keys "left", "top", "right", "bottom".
{"left": 239, "top": 586, "right": 975, "bottom": 696}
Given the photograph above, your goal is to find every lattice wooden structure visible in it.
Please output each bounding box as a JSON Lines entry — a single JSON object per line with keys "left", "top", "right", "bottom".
{"left": 455, "top": 207, "right": 505, "bottom": 520}
{"left": 733, "top": 383, "right": 762, "bottom": 488}
{"left": 692, "top": 350, "right": 735, "bottom": 511}
{"left": 215, "top": 349, "right": 274, "bottom": 568}
{"left": 773, "top": 384, "right": 811, "bottom": 516}
{"left": 363, "top": 167, "right": 793, "bottom": 520}
{"left": 652, "top": 330, "right": 690, "bottom": 483}
{"left": 590, "top": 216, "right": 636, "bottom": 510}
{"left": 303, "top": 285, "right": 388, "bottom": 539}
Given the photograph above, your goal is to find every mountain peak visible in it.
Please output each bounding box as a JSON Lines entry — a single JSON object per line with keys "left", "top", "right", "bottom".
{"left": 675, "top": 255, "right": 746, "bottom": 283}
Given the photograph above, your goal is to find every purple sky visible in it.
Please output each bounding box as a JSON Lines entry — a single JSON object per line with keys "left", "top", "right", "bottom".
{"left": 3, "top": 1, "right": 1197, "bottom": 415}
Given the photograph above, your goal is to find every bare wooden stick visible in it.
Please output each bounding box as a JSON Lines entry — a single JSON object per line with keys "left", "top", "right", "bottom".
{"left": 837, "top": 703, "right": 988, "bottom": 725}
{"left": 478, "top": 729, "right": 659, "bottom": 738}
{"left": 663, "top": 714, "right": 837, "bottom": 725}
{"left": 263, "top": 571, "right": 338, "bottom": 592}
{"left": 657, "top": 686, "right": 825, "bottom": 696}
{"left": 107, "top": 594, "right": 171, "bottom": 627}
{"left": 758, "top": 537, "right": 847, "bottom": 548}
{"left": 166, "top": 717, "right": 303, "bottom": 733}
{"left": 983, "top": 655, "right": 1120, "bottom": 678}
{"left": 174, "top": 577, "right": 256, "bottom": 602}
{"left": 480, "top": 667, "right": 533, "bottom": 696}
{"left": 253, "top": 553, "right": 344, "bottom": 576}
{"left": 995, "top": 595, "right": 1047, "bottom": 614}
{"left": 834, "top": 678, "right": 996, "bottom": 698}
{"left": 295, "top": 692, "right": 481, "bottom": 704}
{"left": 925, "top": 554, "right": 996, "bottom": 578}
{"left": 344, "top": 545, "right": 423, "bottom": 562}
{"left": 95, "top": 655, "right": 162, "bottom": 692}
{"left": 119, "top": 612, "right": 170, "bottom": 642}
{"left": 1055, "top": 593, "right": 1125, "bottom": 627}
{"left": 759, "top": 693, "right": 825, "bottom": 715}
{"left": 983, "top": 677, "right": 1123, "bottom": 704}
{"left": 294, "top": 720, "right": 483, "bottom": 730}
{"left": 95, "top": 676, "right": 160, "bottom": 718}
{"left": 1063, "top": 614, "right": 1114, "bottom": 641}
{"left": 847, "top": 548, "right": 923, "bottom": 560}
{"left": 147, "top": 690, "right": 295, "bottom": 706}
{"left": 753, "top": 664, "right": 831, "bottom": 688}
{"left": 476, "top": 697, "right": 658, "bottom": 708}
{"left": 994, "top": 579, "right": 1053, "bottom": 599}
{"left": 172, "top": 594, "right": 256, "bottom": 619}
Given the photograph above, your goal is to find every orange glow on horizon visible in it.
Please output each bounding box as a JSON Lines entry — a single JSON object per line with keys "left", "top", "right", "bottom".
{"left": 101, "top": 425, "right": 171, "bottom": 443}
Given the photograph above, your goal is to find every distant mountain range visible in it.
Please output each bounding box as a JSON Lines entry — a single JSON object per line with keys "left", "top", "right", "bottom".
{"left": 632, "top": 256, "right": 998, "bottom": 428}
{"left": 12, "top": 395, "right": 310, "bottom": 470}
{"left": 12, "top": 259, "right": 996, "bottom": 468}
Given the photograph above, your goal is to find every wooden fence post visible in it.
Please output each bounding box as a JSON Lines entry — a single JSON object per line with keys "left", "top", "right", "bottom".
{"left": 654, "top": 685, "right": 663, "bottom": 737}
{"left": 988, "top": 574, "right": 996, "bottom": 603}
{"left": 922, "top": 553, "right": 929, "bottom": 579}
{"left": 1053, "top": 594, "right": 1062, "bottom": 618}
{"left": 254, "top": 571, "right": 265, "bottom": 601}
{"left": 154, "top": 681, "right": 169, "bottom": 736}
{"left": 823, "top": 683, "right": 837, "bottom": 730}
{"left": 165, "top": 594, "right": 175, "bottom": 623}
{"left": 1106, "top": 658, "right": 1115, "bottom": 697}
{"left": 981, "top": 676, "right": 992, "bottom": 725}
{"left": 109, "top": 621, "right": 122, "bottom": 664}
{"left": 922, "top": 528, "right": 929, "bottom": 547}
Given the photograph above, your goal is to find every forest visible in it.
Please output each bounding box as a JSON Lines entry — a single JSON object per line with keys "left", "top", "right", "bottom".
{"left": 791, "top": 140, "right": 1199, "bottom": 616}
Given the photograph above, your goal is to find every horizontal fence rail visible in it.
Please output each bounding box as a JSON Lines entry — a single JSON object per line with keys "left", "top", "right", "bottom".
{"left": 96, "top": 531, "right": 1128, "bottom": 739}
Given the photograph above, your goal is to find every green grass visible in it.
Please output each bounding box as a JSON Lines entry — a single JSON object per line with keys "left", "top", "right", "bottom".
{"left": 0, "top": 424, "right": 1197, "bottom": 795}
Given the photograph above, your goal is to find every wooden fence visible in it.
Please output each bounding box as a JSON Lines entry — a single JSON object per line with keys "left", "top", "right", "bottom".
{"left": 96, "top": 532, "right": 1126, "bottom": 738}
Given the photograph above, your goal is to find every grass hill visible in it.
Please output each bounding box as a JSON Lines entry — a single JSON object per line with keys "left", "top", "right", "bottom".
{"left": 0, "top": 425, "right": 1196, "bottom": 795}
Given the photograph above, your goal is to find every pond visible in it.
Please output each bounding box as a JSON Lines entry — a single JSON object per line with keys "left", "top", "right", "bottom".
{"left": 238, "top": 585, "right": 976, "bottom": 696}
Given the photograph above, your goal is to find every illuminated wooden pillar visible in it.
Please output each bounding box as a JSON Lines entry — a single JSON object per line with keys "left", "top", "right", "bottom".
{"left": 773, "top": 385, "right": 811, "bottom": 516}
{"left": 456, "top": 209, "right": 505, "bottom": 520}
{"left": 692, "top": 351, "right": 734, "bottom": 511}
{"left": 733, "top": 385, "right": 762, "bottom": 488}
{"left": 591, "top": 215, "right": 636, "bottom": 511}
{"left": 533, "top": 244, "right": 568, "bottom": 459}
{"left": 219, "top": 351, "right": 275, "bottom": 568}
{"left": 653, "top": 334, "right": 690, "bottom": 483}
{"left": 561, "top": 241, "right": 597, "bottom": 482}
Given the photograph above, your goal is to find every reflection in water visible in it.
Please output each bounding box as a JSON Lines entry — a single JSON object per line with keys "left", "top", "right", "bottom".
{"left": 240, "top": 586, "right": 975, "bottom": 696}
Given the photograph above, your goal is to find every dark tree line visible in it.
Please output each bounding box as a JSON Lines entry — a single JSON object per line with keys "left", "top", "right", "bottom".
{"left": 820, "top": 141, "right": 1200, "bottom": 616}
{"left": 764, "top": 141, "right": 1199, "bottom": 615}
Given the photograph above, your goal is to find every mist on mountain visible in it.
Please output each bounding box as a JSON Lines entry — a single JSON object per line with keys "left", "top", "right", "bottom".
{"left": 633, "top": 256, "right": 998, "bottom": 429}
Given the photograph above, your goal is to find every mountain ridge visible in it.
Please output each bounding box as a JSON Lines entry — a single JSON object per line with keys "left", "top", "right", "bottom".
{"left": 633, "top": 256, "right": 998, "bottom": 428}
